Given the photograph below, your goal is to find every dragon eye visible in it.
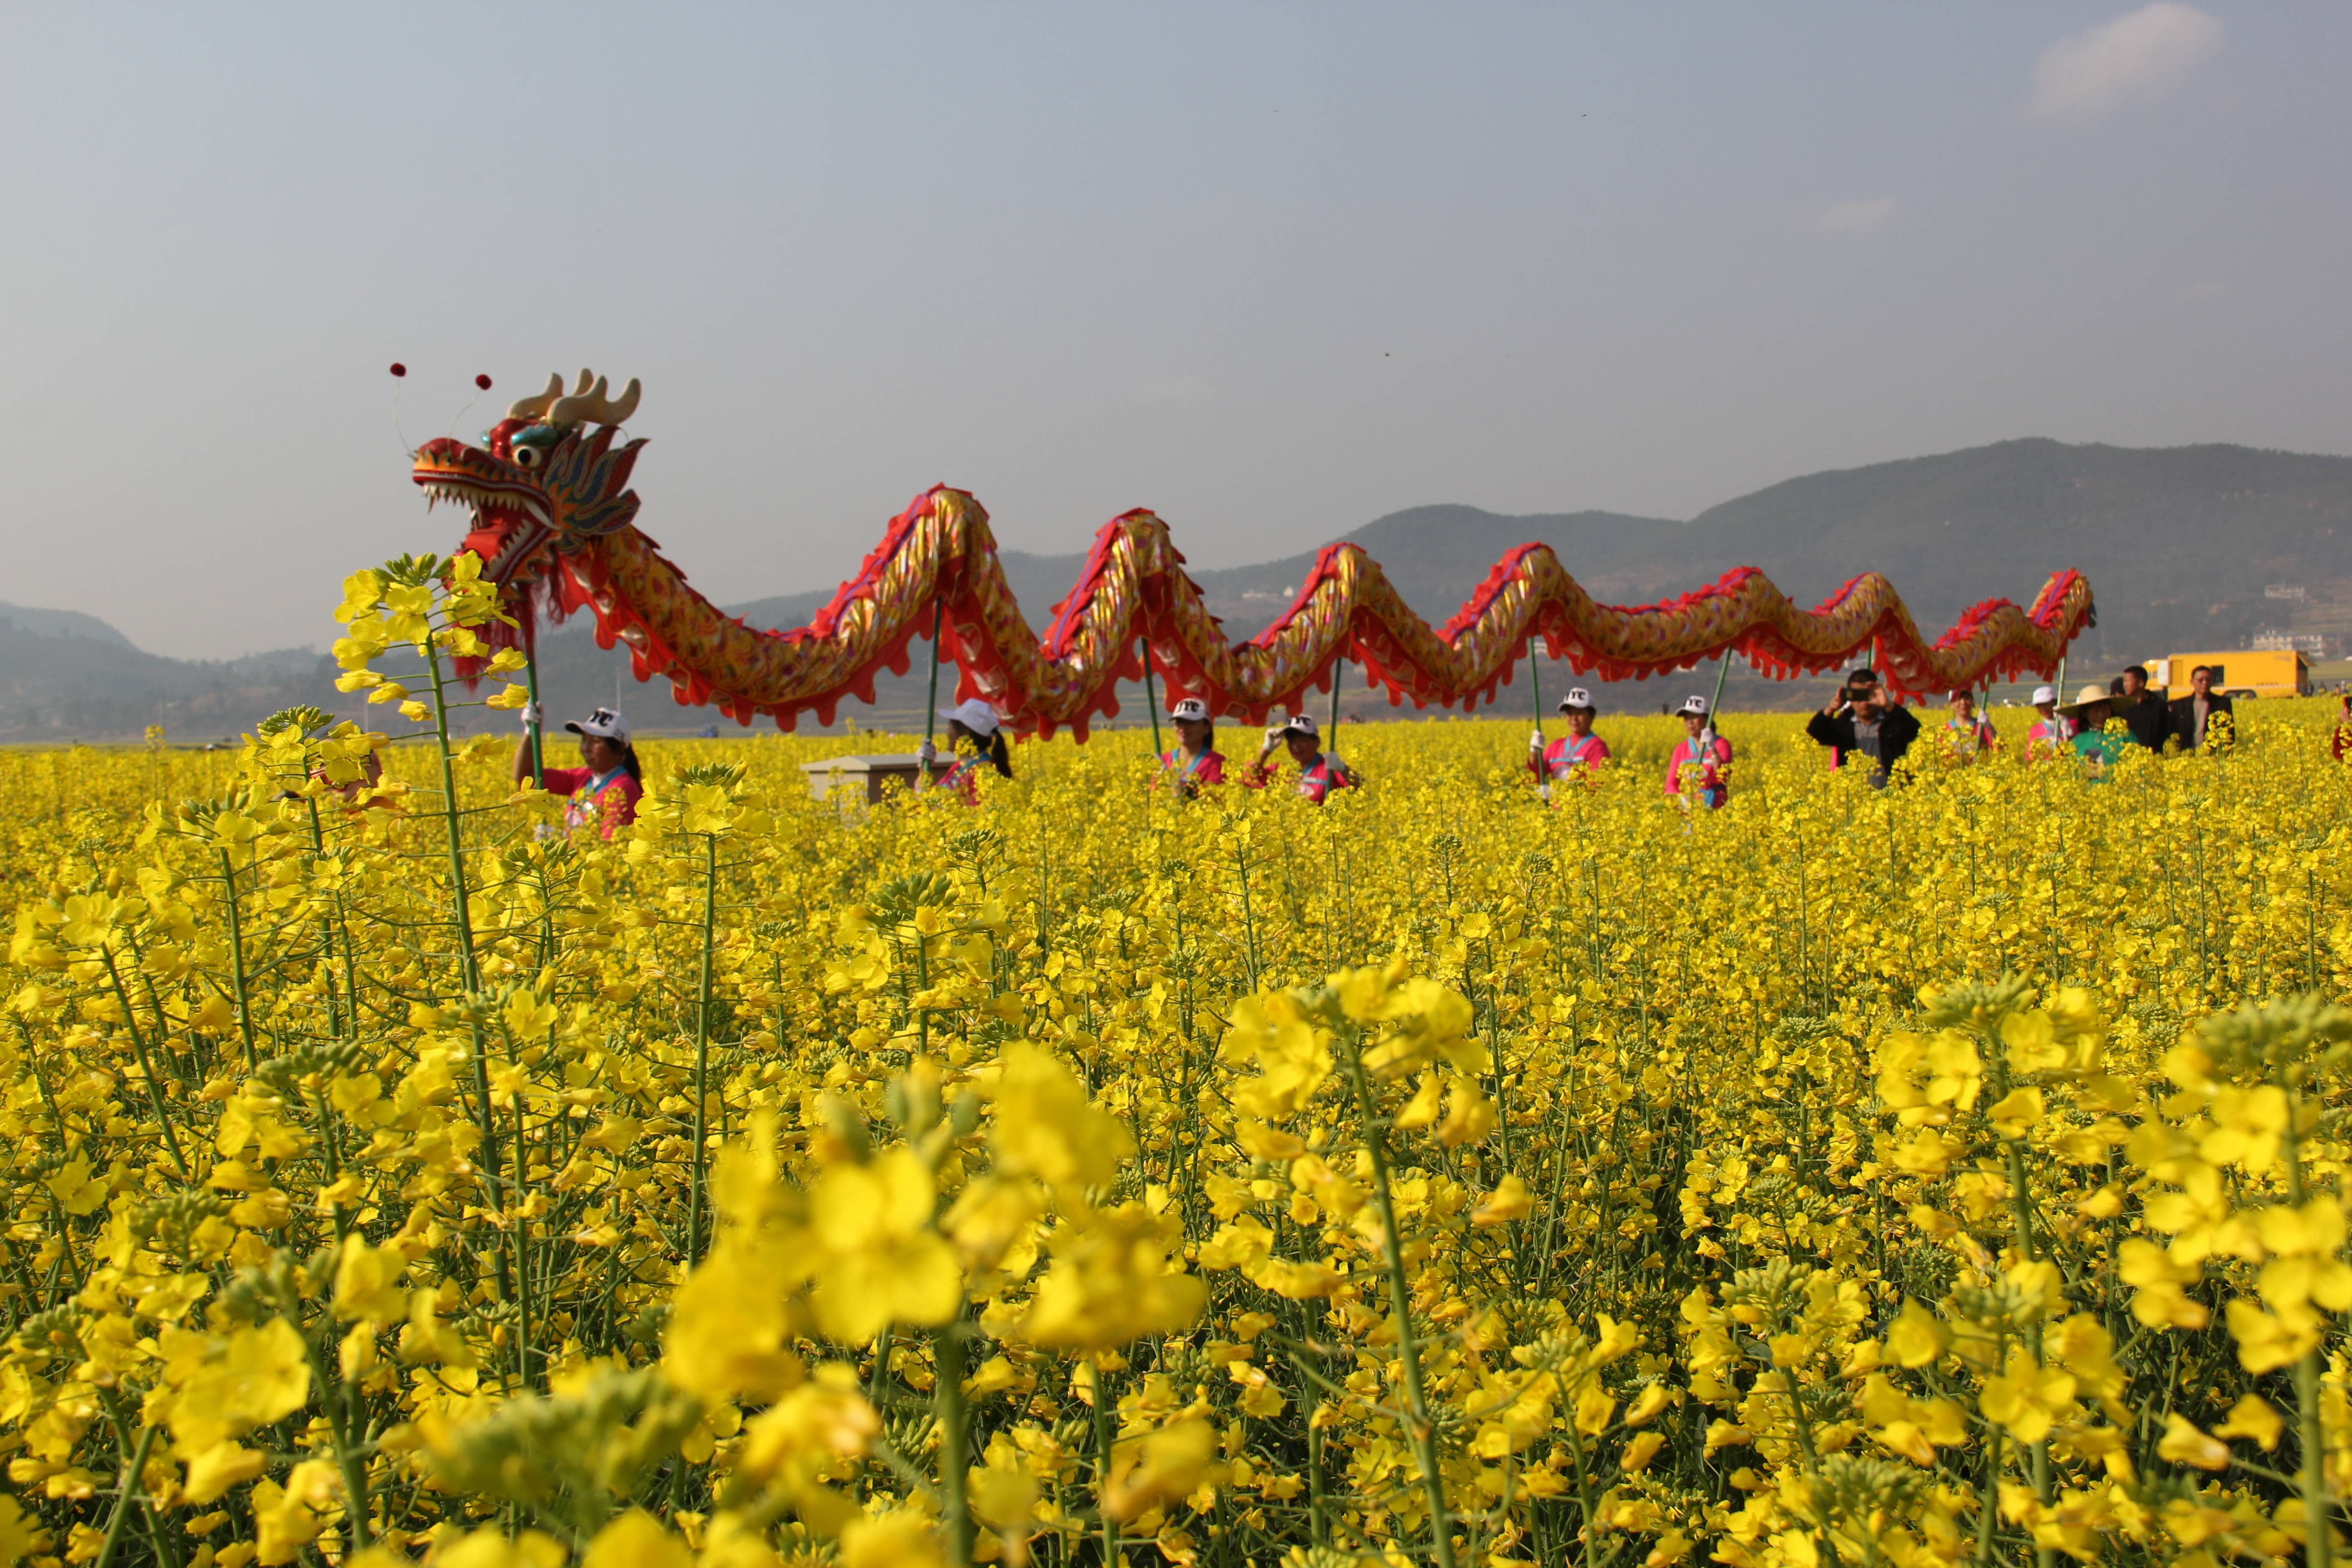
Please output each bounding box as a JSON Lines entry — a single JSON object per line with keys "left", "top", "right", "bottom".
{"left": 513, "top": 445, "right": 542, "bottom": 470}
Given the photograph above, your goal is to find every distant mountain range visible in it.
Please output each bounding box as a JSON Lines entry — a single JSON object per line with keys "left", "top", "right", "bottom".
{"left": 8, "top": 437, "right": 2348, "bottom": 741}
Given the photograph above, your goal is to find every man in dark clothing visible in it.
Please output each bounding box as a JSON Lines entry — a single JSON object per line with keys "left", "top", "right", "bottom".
{"left": 2167, "top": 664, "right": 2235, "bottom": 752}
{"left": 1805, "top": 667, "right": 1922, "bottom": 788}
{"left": 2115, "top": 664, "right": 2172, "bottom": 750}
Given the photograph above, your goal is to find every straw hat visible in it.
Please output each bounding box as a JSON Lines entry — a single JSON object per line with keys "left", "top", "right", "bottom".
{"left": 2057, "top": 683, "right": 2115, "bottom": 718}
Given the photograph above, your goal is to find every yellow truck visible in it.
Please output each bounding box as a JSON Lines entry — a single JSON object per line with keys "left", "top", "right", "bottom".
{"left": 2145, "top": 650, "right": 2311, "bottom": 700}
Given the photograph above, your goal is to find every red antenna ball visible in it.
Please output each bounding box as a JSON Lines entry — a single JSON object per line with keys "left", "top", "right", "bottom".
{"left": 475, "top": 373, "right": 492, "bottom": 390}
{"left": 389, "top": 363, "right": 407, "bottom": 378}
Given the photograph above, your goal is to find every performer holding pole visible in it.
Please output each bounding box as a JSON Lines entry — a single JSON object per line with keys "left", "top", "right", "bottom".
{"left": 1664, "top": 694, "right": 1733, "bottom": 810}
{"left": 1529, "top": 687, "right": 1609, "bottom": 803}
{"left": 1156, "top": 696, "right": 1227, "bottom": 799}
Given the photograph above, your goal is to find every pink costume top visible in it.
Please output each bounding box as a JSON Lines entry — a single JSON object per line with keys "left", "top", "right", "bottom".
{"left": 1250, "top": 754, "right": 1355, "bottom": 804}
{"left": 1944, "top": 715, "right": 1997, "bottom": 760}
{"left": 540, "top": 766, "right": 642, "bottom": 838}
{"left": 934, "top": 756, "right": 987, "bottom": 804}
{"left": 1533, "top": 733, "right": 1611, "bottom": 785}
{"left": 1159, "top": 749, "right": 1228, "bottom": 787}
{"left": 1663, "top": 735, "right": 1732, "bottom": 809}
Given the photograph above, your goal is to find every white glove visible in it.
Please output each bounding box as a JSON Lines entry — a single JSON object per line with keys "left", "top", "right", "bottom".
{"left": 917, "top": 738, "right": 937, "bottom": 766}
{"left": 1529, "top": 728, "right": 1545, "bottom": 750}
{"left": 1538, "top": 783, "right": 1553, "bottom": 804}
{"left": 519, "top": 701, "right": 544, "bottom": 730}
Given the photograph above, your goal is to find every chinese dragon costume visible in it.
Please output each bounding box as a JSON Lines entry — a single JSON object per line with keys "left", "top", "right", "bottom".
{"left": 414, "top": 371, "right": 2095, "bottom": 738}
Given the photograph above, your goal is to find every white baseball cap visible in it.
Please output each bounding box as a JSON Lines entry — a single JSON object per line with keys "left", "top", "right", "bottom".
{"left": 564, "top": 706, "right": 631, "bottom": 745}
{"left": 2030, "top": 685, "right": 2056, "bottom": 706}
{"left": 1276, "top": 714, "right": 1319, "bottom": 740}
{"left": 1676, "top": 695, "right": 1710, "bottom": 717}
{"left": 1169, "top": 696, "right": 1210, "bottom": 722}
{"left": 1557, "top": 687, "right": 1596, "bottom": 714}
{"left": 938, "top": 696, "right": 1002, "bottom": 737}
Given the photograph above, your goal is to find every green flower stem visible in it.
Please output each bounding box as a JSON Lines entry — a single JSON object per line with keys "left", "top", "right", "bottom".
{"left": 1094, "top": 1363, "right": 1118, "bottom": 1568}
{"left": 299, "top": 1323, "right": 376, "bottom": 1551}
{"left": 1999, "top": 1052, "right": 2056, "bottom": 1568}
{"left": 420, "top": 630, "right": 516, "bottom": 1341}
{"left": 1307, "top": 1413, "right": 1328, "bottom": 1548}
{"left": 934, "top": 1323, "right": 973, "bottom": 1563}
{"left": 98, "top": 951, "right": 188, "bottom": 1180}
{"left": 1975, "top": 1427, "right": 2001, "bottom": 1564}
{"left": 2283, "top": 1093, "right": 2332, "bottom": 1568}
{"left": 217, "top": 848, "right": 259, "bottom": 1070}
{"left": 514, "top": 1090, "right": 536, "bottom": 1390}
{"left": 1344, "top": 1037, "right": 1457, "bottom": 1568}
{"left": 687, "top": 830, "right": 717, "bottom": 1264}
{"left": 91, "top": 1421, "right": 159, "bottom": 1568}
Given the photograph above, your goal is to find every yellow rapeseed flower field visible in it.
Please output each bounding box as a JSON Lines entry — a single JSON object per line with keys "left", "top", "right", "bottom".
{"left": 5, "top": 554, "right": 2352, "bottom": 1568}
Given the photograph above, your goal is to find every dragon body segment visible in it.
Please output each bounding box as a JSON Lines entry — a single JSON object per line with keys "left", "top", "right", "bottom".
{"left": 413, "top": 372, "right": 2095, "bottom": 737}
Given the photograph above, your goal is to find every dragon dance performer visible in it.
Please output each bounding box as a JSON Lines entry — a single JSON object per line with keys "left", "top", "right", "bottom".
{"left": 1248, "top": 715, "right": 1355, "bottom": 804}
{"left": 1663, "top": 696, "right": 1732, "bottom": 810}
{"left": 918, "top": 697, "right": 1014, "bottom": 804}
{"left": 2026, "top": 685, "right": 2068, "bottom": 760}
{"left": 1528, "top": 687, "right": 1610, "bottom": 802}
{"left": 515, "top": 704, "right": 644, "bottom": 838}
{"left": 1940, "top": 688, "right": 1998, "bottom": 763}
{"left": 1157, "top": 697, "right": 1227, "bottom": 797}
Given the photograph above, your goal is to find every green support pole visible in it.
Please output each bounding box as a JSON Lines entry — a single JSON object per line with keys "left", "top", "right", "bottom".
{"left": 1144, "top": 642, "right": 1164, "bottom": 760}
{"left": 1529, "top": 635, "right": 1547, "bottom": 804}
{"left": 1697, "top": 647, "right": 1736, "bottom": 760}
{"left": 524, "top": 646, "right": 544, "bottom": 786}
{"left": 1529, "top": 635, "right": 1543, "bottom": 729}
{"left": 1329, "top": 652, "right": 1343, "bottom": 742}
{"left": 923, "top": 598, "right": 946, "bottom": 746}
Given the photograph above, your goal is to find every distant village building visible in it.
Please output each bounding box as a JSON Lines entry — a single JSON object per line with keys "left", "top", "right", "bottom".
{"left": 2264, "top": 583, "right": 2308, "bottom": 600}
{"left": 2251, "top": 629, "right": 2334, "bottom": 657}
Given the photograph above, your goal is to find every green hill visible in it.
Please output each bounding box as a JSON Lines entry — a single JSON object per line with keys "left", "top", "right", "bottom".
{"left": 10, "top": 438, "right": 2347, "bottom": 740}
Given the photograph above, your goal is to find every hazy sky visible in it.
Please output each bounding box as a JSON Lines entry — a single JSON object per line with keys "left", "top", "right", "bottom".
{"left": 5, "top": 3, "right": 2347, "bottom": 658}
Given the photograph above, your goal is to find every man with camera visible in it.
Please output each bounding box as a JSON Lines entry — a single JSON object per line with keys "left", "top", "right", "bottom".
{"left": 1805, "top": 667, "right": 1921, "bottom": 788}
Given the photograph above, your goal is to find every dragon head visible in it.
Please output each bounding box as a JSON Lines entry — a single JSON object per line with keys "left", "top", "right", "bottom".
{"left": 411, "top": 369, "right": 648, "bottom": 622}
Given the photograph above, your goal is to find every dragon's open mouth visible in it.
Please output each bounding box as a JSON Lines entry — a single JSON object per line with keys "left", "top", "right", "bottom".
{"left": 416, "top": 475, "right": 551, "bottom": 528}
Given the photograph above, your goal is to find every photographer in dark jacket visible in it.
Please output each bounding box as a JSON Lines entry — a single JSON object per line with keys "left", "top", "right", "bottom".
{"left": 2115, "top": 664, "right": 2172, "bottom": 750}
{"left": 1805, "top": 667, "right": 1921, "bottom": 788}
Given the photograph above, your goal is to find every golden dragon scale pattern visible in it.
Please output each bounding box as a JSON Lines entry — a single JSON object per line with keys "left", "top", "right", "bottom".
{"left": 529, "top": 485, "right": 2092, "bottom": 739}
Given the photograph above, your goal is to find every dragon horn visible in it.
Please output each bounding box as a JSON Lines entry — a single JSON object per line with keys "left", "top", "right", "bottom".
{"left": 549, "top": 374, "right": 642, "bottom": 427}
{"left": 574, "top": 369, "right": 595, "bottom": 395}
{"left": 506, "top": 372, "right": 564, "bottom": 422}
{"left": 549, "top": 376, "right": 608, "bottom": 426}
